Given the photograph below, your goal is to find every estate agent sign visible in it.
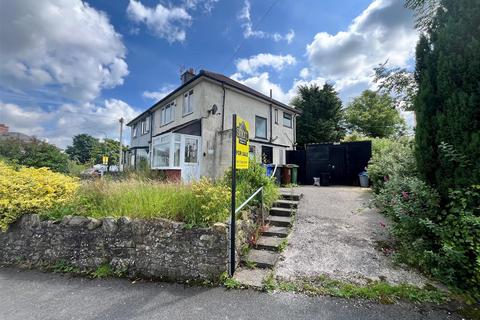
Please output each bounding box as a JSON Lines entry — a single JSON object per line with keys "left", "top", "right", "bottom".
{"left": 235, "top": 116, "right": 250, "bottom": 170}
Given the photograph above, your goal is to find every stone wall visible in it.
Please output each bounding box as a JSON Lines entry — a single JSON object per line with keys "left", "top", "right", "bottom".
{"left": 0, "top": 214, "right": 229, "bottom": 281}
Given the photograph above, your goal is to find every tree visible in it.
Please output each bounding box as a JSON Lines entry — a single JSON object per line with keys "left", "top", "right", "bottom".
{"left": 414, "top": 0, "right": 480, "bottom": 199}
{"left": 344, "top": 90, "right": 406, "bottom": 138}
{"left": 292, "top": 83, "right": 345, "bottom": 145}
{"left": 0, "top": 138, "right": 69, "bottom": 173}
{"left": 373, "top": 61, "right": 417, "bottom": 111}
{"left": 65, "top": 134, "right": 99, "bottom": 164}
{"left": 91, "top": 138, "right": 121, "bottom": 168}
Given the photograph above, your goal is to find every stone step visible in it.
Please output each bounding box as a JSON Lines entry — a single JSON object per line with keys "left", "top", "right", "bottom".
{"left": 274, "top": 199, "right": 299, "bottom": 209}
{"left": 233, "top": 268, "right": 270, "bottom": 289}
{"left": 265, "top": 215, "right": 292, "bottom": 227}
{"left": 269, "top": 207, "right": 294, "bottom": 217}
{"left": 254, "top": 236, "right": 284, "bottom": 251}
{"left": 244, "top": 249, "right": 280, "bottom": 268}
{"left": 261, "top": 225, "right": 289, "bottom": 238}
{"left": 280, "top": 193, "right": 301, "bottom": 201}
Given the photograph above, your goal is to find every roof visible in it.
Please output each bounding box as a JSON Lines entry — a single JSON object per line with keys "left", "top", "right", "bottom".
{"left": 127, "top": 69, "right": 300, "bottom": 126}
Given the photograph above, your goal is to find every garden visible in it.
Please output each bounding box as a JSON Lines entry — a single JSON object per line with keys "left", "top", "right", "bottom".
{"left": 366, "top": 137, "right": 479, "bottom": 301}
{"left": 0, "top": 159, "right": 278, "bottom": 231}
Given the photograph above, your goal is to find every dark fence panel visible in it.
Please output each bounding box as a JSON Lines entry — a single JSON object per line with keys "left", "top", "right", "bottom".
{"left": 286, "top": 149, "right": 306, "bottom": 184}
{"left": 286, "top": 141, "right": 372, "bottom": 186}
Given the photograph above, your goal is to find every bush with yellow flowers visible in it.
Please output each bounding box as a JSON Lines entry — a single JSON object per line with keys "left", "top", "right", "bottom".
{"left": 190, "top": 177, "right": 231, "bottom": 226}
{"left": 0, "top": 161, "right": 79, "bottom": 231}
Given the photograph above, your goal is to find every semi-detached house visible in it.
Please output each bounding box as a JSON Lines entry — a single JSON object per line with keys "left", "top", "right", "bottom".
{"left": 126, "top": 69, "right": 301, "bottom": 181}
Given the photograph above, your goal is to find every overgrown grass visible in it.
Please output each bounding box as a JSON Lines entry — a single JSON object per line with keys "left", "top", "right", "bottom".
{"left": 269, "top": 275, "right": 449, "bottom": 304}
{"left": 43, "top": 179, "right": 203, "bottom": 222}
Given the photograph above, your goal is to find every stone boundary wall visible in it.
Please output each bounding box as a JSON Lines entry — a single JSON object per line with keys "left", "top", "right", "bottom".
{"left": 0, "top": 214, "right": 230, "bottom": 281}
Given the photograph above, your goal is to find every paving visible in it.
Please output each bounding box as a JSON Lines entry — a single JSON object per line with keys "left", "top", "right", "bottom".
{"left": 275, "top": 186, "right": 429, "bottom": 286}
{"left": 0, "top": 267, "right": 460, "bottom": 320}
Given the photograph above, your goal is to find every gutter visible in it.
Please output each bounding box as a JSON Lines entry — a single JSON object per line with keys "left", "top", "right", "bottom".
{"left": 269, "top": 89, "right": 273, "bottom": 143}
{"left": 221, "top": 82, "right": 226, "bottom": 131}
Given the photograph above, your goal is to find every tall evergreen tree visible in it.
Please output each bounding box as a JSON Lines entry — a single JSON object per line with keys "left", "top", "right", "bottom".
{"left": 414, "top": 0, "right": 480, "bottom": 198}
{"left": 292, "top": 83, "right": 344, "bottom": 145}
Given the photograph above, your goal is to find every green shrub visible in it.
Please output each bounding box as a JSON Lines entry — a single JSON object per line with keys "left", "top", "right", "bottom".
{"left": 374, "top": 176, "right": 441, "bottom": 254}
{"left": 190, "top": 178, "right": 231, "bottom": 226}
{"left": 223, "top": 160, "right": 279, "bottom": 209}
{"left": 368, "top": 138, "right": 417, "bottom": 192}
{"left": 434, "top": 186, "right": 480, "bottom": 296}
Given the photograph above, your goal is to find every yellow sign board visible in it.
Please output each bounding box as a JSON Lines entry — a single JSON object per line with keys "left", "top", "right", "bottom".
{"left": 235, "top": 116, "right": 250, "bottom": 170}
{"left": 102, "top": 156, "right": 109, "bottom": 165}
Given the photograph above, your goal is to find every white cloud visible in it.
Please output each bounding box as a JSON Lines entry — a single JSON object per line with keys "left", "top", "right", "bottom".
{"left": 306, "top": 0, "right": 417, "bottom": 88}
{"left": 184, "top": 0, "right": 219, "bottom": 13}
{"left": 143, "top": 84, "right": 176, "bottom": 101}
{"left": 238, "top": 0, "right": 295, "bottom": 44}
{"left": 0, "top": 100, "right": 138, "bottom": 148}
{"left": 231, "top": 72, "right": 325, "bottom": 105}
{"left": 235, "top": 53, "right": 296, "bottom": 75}
{"left": 0, "top": 0, "right": 128, "bottom": 102}
{"left": 127, "top": 0, "right": 192, "bottom": 43}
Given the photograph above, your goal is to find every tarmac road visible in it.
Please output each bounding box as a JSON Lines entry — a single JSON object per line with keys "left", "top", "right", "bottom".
{"left": 0, "top": 267, "right": 460, "bottom": 320}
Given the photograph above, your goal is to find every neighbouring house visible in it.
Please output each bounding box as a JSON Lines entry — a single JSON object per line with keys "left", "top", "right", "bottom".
{"left": 0, "top": 124, "right": 33, "bottom": 142}
{"left": 125, "top": 69, "right": 301, "bottom": 181}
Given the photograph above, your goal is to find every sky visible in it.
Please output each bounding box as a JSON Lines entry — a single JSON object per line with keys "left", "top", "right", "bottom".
{"left": 0, "top": 0, "right": 418, "bottom": 148}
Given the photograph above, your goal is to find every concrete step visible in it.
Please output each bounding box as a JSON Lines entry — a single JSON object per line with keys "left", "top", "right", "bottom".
{"left": 265, "top": 215, "right": 292, "bottom": 227}
{"left": 280, "top": 193, "right": 301, "bottom": 201}
{"left": 254, "top": 236, "right": 284, "bottom": 251}
{"left": 244, "top": 249, "right": 280, "bottom": 268}
{"left": 233, "top": 268, "right": 270, "bottom": 289}
{"left": 269, "top": 207, "right": 294, "bottom": 217}
{"left": 261, "top": 225, "right": 289, "bottom": 238}
{"left": 274, "top": 199, "right": 299, "bottom": 209}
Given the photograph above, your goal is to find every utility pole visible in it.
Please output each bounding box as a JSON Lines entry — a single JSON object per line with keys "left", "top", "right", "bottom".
{"left": 119, "top": 117, "right": 124, "bottom": 172}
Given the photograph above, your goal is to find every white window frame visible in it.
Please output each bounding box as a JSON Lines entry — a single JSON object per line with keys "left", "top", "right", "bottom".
{"left": 142, "top": 116, "right": 150, "bottom": 134}
{"left": 283, "top": 112, "right": 293, "bottom": 128}
{"left": 161, "top": 102, "right": 175, "bottom": 126}
{"left": 132, "top": 125, "right": 138, "bottom": 138}
{"left": 182, "top": 89, "right": 194, "bottom": 116}
{"left": 151, "top": 133, "right": 200, "bottom": 170}
{"left": 274, "top": 109, "right": 279, "bottom": 125}
{"left": 255, "top": 115, "right": 267, "bottom": 139}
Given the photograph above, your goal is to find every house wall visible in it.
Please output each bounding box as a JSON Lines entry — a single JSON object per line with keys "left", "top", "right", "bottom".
{"left": 130, "top": 114, "right": 152, "bottom": 149}
{"left": 199, "top": 79, "right": 296, "bottom": 178}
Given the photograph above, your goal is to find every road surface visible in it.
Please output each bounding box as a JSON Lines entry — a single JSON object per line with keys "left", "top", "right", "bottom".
{"left": 0, "top": 267, "right": 459, "bottom": 320}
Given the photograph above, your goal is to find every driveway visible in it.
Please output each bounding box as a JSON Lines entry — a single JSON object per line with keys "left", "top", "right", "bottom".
{"left": 0, "top": 267, "right": 459, "bottom": 320}
{"left": 276, "top": 186, "right": 428, "bottom": 286}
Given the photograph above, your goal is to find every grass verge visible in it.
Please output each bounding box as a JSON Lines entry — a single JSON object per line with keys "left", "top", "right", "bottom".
{"left": 266, "top": 274, "right": 449, "bottom": 304}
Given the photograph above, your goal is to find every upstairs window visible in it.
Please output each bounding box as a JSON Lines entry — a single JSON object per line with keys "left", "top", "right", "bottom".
{"left": 183, "top": 89, "right": 194, "bottom": 115}
{"left": 132, "top": 125, "right": 138, "bottom": 138}
{"left": 161, "top": 102, "right": 175, "bottom": 126}
{"left": 141, "top": 117, "right": 150, "bottom": 134}
{"left": 283, "top": 112, "right": 292, "bottom": 128}
{"left": 255, "top": 116, "right": 267, "bottom": 139}
{"left": 274, "top": 109, "right": 279, "bottom": 124}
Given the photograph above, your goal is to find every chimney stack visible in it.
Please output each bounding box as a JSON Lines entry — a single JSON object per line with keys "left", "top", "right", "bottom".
{"left": 0, "top": 124, "right": 9, "bottom": 134}
{"left": 181, "top": 68, "right": 196, "bottom": 84}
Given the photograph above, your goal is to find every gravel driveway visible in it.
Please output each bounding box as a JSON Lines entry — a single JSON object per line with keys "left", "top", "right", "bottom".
{"left": 275, "top": 186, "right": 429, "bottom": 286}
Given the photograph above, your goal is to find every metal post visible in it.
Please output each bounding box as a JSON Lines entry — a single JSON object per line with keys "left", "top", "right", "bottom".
{"left": 119, "top": 118, "right": 124, "bottom": 172}
{"left": 260, "top": 187, "right": 264, "bottom": 225}
{"left": 229, "top": 114, "right": 237, "bottom": 277}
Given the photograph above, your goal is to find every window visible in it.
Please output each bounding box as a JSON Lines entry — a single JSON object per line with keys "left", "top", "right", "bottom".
{"left": 255, "top": 116, "right": 267, "bottom": 139}
{"left": 132, "top": 125, "right": 138, "bottom": 138}
{"left": 141, "top": 117, "right": 150, "bottom": 135}
{"left": 182, "top": 90, "right": 194, "bottom": 115}
{"left": 283, "top": 112, "right": 292, "bottom": 128}
{"left": 274, "top": 109, "right": 279, "bottom": 124}
{"left": 161, "top": 102, "right": 175, "bottom": 126}
{"left": 184, "top": 138, "right": 198, "bottom": 163}
{"left": 152, "top": 135, "right": 170, "bottom": 167}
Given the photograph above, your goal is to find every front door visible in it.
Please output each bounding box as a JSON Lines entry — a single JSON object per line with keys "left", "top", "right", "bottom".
{"left": 261, "top": 146, "right": 273, "bottom": 164}
{"left": 181, "top": 135, "right": 201, "bottom": 182}
{"left": 329, "top": 145, "right": 347, "bottom": 185}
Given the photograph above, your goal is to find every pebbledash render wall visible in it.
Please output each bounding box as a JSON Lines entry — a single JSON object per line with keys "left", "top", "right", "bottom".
{"left": 0, "top": 214, "right": 249, "bottom": 281}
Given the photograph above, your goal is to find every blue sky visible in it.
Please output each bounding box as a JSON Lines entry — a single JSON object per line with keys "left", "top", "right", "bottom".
{"left": 0, "top": 0, "right": 417, "bottom": 147}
